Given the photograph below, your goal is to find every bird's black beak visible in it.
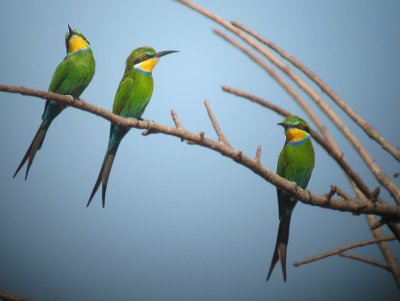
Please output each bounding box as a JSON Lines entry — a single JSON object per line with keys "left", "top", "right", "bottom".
{"left": 277, "top": 122, "right": 286, "bottom": 128}
{"left": 154, "top": 50, "right": 179, "bottom": 58}
{"left": 68, "top": 24, "right": 74, "bottom": 36}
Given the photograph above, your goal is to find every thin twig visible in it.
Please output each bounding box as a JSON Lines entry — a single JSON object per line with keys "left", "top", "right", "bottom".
{"left": 204, "top": 100, "right": 231, "bottom": 147}
{"left": 1, "top": 84, "right": 399, "bottom": 218}
{"left": 325, "top": 185, "right": 337, "bottom": 201}
{"left": 293, "top": 236, "right": 396, "bottom": 267}
{"left": 255, "top": 145, "right": 262, "bottom": 164}
{"left": 334, "top": 186, "right": 354, "bottom": 201}
{"left": 171, "top": 109, "right": 185, "bottom": 142}
{"left": 339, "top": 253, "right": 391, "bottom": 271}
{"left": 231, "top": 20, "right": 400, "bottom": 162}
{"left": 171, "top": 109, "right": 184, "bottom": 129}
{"left": 222, "top": 85, "right": 292, "bottom": 117}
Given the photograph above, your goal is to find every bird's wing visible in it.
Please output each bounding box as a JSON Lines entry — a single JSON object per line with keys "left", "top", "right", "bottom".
{"left": 48, "top": 56, "right": 70, "bottom": 93}
{"left": 276, "top": 146, "right": 288, "bottom": 219}
{"left": 42, "top": 57, "right": 70, "bottom": 119}
{"left": 112, "top": 74, "right": 134, "bottom": 115}
{"left": 109, "top": 75, "right": 134, "bottom": 137}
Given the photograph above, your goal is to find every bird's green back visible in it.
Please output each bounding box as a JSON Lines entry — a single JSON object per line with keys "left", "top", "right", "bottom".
{"left": 48, "top": 48, "right": 95, "bottom": 97}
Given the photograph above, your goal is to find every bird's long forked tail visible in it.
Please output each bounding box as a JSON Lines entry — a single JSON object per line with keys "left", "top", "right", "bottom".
{"left": 266, "top": 214, "right": 292, "bottom": 282}
{"left": 13, "top": 124, "right": 49, "bottom": 180}
{"left": 87, "top": 144, "right": 120, "bottom": 208}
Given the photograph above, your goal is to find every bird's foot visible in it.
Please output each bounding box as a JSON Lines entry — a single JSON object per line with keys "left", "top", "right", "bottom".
{"left": 140, "top": 118, "right": 155, "bottom": 136}
{"left": 67, "top": 95, "right": 76, "bottom": 104}
{"left": 141, "top": 118, "right": 155, "bottom": 130}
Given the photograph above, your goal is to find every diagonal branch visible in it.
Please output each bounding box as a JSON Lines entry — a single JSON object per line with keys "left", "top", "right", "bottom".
{"left": 293, "top": 235, "right": 396, "bottom": 267}
{"left": 178, "top": 0, "right": 400, "bottom": 206}
{"left": 231, "top": 20, "right": 400, "bottom": 162}
{"left": 339, "top": 253, "right": 391, "bottom": 271}
{"left": 204, "top": 100, "right": 231, "bottom": 147}
{"left": 1, "top": 84, "right": 399, "bottom": 219}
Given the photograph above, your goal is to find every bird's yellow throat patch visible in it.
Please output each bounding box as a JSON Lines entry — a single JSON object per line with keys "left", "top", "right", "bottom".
{"left": 68, "top": 35, "right": 89, "bottom": 53}
{"left": 136, "top": 57, "right": 160, "bottom": 73}
{"left": 285, "top": 127, "right": 309, "bottom": 143}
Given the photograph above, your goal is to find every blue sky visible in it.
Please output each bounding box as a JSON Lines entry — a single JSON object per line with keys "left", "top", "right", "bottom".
{"left": 0, "top": 1, "right": 399, "bottom": 300}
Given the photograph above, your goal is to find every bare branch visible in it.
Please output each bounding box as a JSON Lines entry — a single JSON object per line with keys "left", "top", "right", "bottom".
{"left": 339, "top": 253, "right": 391, "bottom": 271}
{"left": 171, "top": 109, "right": 184, "bottom": 129}
{"left": 1, "top": 84, "right": 399, "bottom": 218}
{"left": 204, "top": 100, "right": 231, "bottom": 147}
{"left": 222, "top": 85, "right": 292, "bottom": 117}
{"left": 178, "top": 0, "right": 400, "bottom": 205}
{"left": 231, "top": 20, "right": 400, "bottom": 162}
{"left": 170, "top": 109, "right": 185, "bottom": 142}
{"left": 293, "top": 236, "right": 396, "bottom": 267}
{"left": 325, "top": 185, "right": 337, "bottom": 201}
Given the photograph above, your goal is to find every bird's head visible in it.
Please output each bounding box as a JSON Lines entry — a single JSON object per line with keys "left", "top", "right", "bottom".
{"left": 127, "top": 47, "right": 178, "bottom": 75}
{"left": 65, "top": 25, "right": 90, "bottom": 54}
{"left": 278, "top": 116, "right": 311, "bottom": 143}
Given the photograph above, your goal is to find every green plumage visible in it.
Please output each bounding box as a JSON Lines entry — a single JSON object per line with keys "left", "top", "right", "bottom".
{"left": 267, "top": 116, "right": 315, "bottom": 282}
{"left": 87, "top": 47, "right": 177, "bottom": 207}
{"left": 14, "top": 25, "right": 95, "bottom": 179}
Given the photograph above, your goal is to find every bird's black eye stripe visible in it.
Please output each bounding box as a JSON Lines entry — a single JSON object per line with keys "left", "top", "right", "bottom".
{"left": 133, "top": 54, "right": 153, "bottom": 65}
{"left": 296, "top": 124, "right": 310, "bottom": 133}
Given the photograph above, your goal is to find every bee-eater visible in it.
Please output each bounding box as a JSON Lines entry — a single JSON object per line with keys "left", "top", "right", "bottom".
{"left": 267, "top": 116, "right": 315, "bottom": 282}
{"left": 87, "top": 47, "right": 177, "bottom": 207}
{"left": 14, "top": 25, "right": 95, "bottom": 179}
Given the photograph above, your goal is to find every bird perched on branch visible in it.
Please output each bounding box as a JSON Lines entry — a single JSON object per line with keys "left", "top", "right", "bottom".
{"left": 14, "top": 25, "right": 95, "bottom": 179}
{"left": 267, "top": 116, "right": 315, "bottom": 281}
{"left": 87, "top": 47, "right": 177, "bottom": 207}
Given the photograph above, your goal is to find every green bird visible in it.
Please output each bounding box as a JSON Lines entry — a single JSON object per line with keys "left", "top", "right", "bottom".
{"left": 87, "top": 47, "right": 177, "bottom": 207}
{"left": 14, "top": 25, "right": 95, "bottom": 179}
{"left": 267, "top": 116, "right": 315, "bottom": 282}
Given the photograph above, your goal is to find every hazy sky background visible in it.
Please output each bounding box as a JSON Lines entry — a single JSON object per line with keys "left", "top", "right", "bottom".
{"left": 0, "top": 0, "right": 399, "bottom": 300}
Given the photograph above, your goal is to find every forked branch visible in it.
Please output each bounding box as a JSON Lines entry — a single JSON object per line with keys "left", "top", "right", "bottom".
{"left": 293, "top": 236, "right": 396, "bottom": 267}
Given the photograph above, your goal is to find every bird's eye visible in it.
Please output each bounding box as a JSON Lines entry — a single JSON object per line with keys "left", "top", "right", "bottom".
{"left": 142, "top": 54, "right": 149, "bottom": 60}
